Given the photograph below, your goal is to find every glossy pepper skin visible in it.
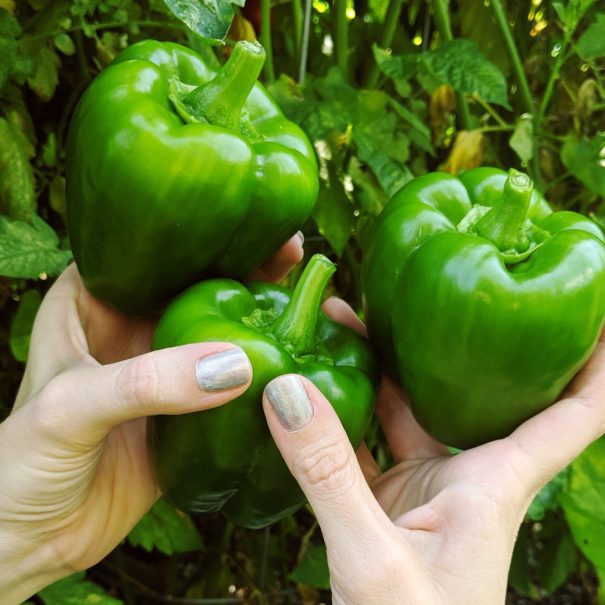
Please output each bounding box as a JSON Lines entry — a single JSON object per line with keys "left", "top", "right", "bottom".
{"left": 148, "top": 254, "right": 378, "bottom": 528}
{"left": 362, "top": 168, "right": 605, "bottom": 449}
{"left": 66, "top": 40, "right": 318, "bottom": 315}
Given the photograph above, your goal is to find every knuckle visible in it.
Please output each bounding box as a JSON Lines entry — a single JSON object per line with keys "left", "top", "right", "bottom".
{"left": 293, "top": 433, "right": 356, "bottom": 497}
{"left": 115, "top": 352, "right": 164, "bottom": 412}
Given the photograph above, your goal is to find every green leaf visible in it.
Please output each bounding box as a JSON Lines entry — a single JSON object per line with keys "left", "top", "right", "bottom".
{"left": 536, "top": 517, "right": 576, "bottom": 594}
{"left": 54, "top": 32, "right": 75, "bottom": 55}
{"left": 0, "top": 117, "right": 36, "bottom": 222}
{"left": 423, "top": 39, "right": 511, "bottom": 109}
{"left": 509, "top": 115, "right": 534, "bottom": 166}
{"left": 288, "top": 544, "right": 330, "bottom": 590}
{"left": 560, "top": 437, "right": 605, "bottom": 580}
{"left": 372, "top": 45, "right": 419, "bottom": 81}
{"left": 162, "top": 0, "right": 244, "bottom": 44}
{"left": 527, "top": 467, "right": 569, "bottom": 521}
{"left": 312, "top": 180, "right": 355, "bottom": 256}
{"left": 9, "top": 289, "right": 41, "bottom": 362}
{"left": 128, "top": 498, "right": 203, "bottom": 555}
{"left": 23, "top": 43, "right": 60, "bottom": 100}
{"left": 0, "top": 214, "right": 72, "bottom": 279}
{"left": 508, "top": 525, "right": 536, "bottom": 597}
{"left": 0, "top": 12, "right": 33, "bottom": 92}
{"left": 561, "top": 134, "right": 605, "bottom": 199}
{"left": 39, "top": 572, "right": 123, "bottom": 605}
{"left": 576, "top": 12, "right": 605, "bottom": 60}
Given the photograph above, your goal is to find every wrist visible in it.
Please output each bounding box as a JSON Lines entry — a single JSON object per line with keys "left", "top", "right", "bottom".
{"left": 0, "top": 530, "right": 68, "bottom": 604}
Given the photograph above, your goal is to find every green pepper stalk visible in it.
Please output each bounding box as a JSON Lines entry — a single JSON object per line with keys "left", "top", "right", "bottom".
{"left": 149, "top": 254, "right": 378, "bottom": 528}
{"left": 475, "top": 169, "right": 532, "bottom": 254}
{"left": 182, "top": 41, "right": 266, "bottom": 130}
{"left": 273, "top": 254, "right": 336, "bottom": 355}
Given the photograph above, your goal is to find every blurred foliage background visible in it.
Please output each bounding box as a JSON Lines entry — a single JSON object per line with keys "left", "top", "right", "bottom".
{"left": 1, "top": 0, "right": 605, "bottom": 602}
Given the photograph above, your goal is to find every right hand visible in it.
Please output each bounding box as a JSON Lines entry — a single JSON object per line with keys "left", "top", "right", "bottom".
{"left": 262, "top": 301, "right": 605, "bottom": 604}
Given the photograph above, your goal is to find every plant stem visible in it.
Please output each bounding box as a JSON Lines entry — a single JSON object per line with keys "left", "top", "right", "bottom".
{"left": 335, "top": 0, "right": 349, "bottom": 80}
{"left": 432, "top": 0, "right": 472, "bottom": 130}
{"left": 260, "top": 0, "right": 276, "bottom": 83}
{"left": 292, "top": 0, "right": 303, "bottom": 61}
{"left": 490, "top": 0, "right": 533, "bottom": 115}
{"left": 364, "top": 0, "right": 405, "bottom": 89}
{"left": 272, "top": 254, "right": 336, "bottom": 355}
{"left": 473, "top": 95, "right": 510, "bottom": 128}
{"left": 298, "top": 0, "right": 313, "bottom": 83}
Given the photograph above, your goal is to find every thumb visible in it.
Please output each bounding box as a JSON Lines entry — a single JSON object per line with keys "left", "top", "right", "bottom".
{"left": 263, "top": 375, "right": 398, "bottom": 566}
{"left": 29, "top": 343, "right": 252, "bottom": 448}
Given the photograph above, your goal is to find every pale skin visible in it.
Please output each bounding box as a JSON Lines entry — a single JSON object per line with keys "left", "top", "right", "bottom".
{"left": 2, "top": 243, "right": 605, "bottom": 604}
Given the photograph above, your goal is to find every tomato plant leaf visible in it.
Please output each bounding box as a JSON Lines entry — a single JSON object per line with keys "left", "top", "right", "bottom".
{"left": 560, "top": 437, "right": 605, "bottom": 583}
{"left": 0, "top": 117, "right": 36, "bottom": 221}
{"left": 128, "top": 498, "right": 203, "bottom": 555}
{"left": 0, "top": 214, "right": 72, "bottom": 279}
{"left": 575, "top": 12, "right": 605, "bottom": 60}
{"left": 288, "top": 544, "right": 330, "bottom": 590}
{"left": 423, "top": 39, "right": 511, "bottom": 109}
{"left": 39, "top": 572, "right": 123, "bottom": 605}
{"left": 9, "top": 289, "right": 41, "bottom": 362}
{"left": 162, "top": 0, "right": 244, "bottom": 44}
{"left": 561, "top": 134, "right": 605, "bottom": 199}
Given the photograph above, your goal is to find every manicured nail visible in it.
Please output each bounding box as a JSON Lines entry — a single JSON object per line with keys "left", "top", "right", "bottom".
{"left": 265, "top": 375, "right": 313, "bottom": 432}
{"left": 195, "top": 349, "right": 252, "bottom": 392}
{"left": 296, "top": 231, "right": 305, "bottom": 246}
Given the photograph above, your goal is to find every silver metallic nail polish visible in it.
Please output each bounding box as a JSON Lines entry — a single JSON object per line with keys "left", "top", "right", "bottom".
{"left": 196, "top": 349, "right": 251, "bottom": 392}
{"left": 265, "top": 375, "right": 313, "bottom": 432}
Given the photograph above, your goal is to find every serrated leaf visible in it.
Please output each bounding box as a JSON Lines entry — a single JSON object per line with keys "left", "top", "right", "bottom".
{"left": 39, "top": 572, "right": 123, "bottom": 605}
{"left": 509, "top": 115, "right": 534, "bottom": 165}
{"left": 128, "top": 498, "right": 203, "bottom": 555}
{"left": 560, "top": 437, "right": 605, "bottom": 579}
{"left": 312, "top": 180, "right": 354, "bottom": 256}
{"left": 561, "top": 134, "right": 605, "bottom": 198}
{"left": 576, "top": 12, "right": 605, "bottom": 60}
{"left": 536, "top": 518, "right": 576, "bottom": 594}
{"left": 162, "top": 0, "right": 244, "bottom": 44}
{"left": 0, "top": 117, "right": 36, "bottom": 221}
{"left": 9, "top": 289, "right": 41, "bottom": 361}
{"left": 288, "top": 544, "right": 330, "bottom": 589}
{"left": 0, "top": 214, "right": 72, "bottom": 279}
{"left": 24, "top": 43, "right": 59, "bottom": 100}
{"left": 527, "top": 467, "right": 569, "bottom": 521}
{"left": 423, "top": 39, "right": 510, "bottom": 109}
{"left": 372, "top": 45, "right": 420, "bottom": 80}
{"left": 54, "top": 32, "right": 75, "bottom": 55}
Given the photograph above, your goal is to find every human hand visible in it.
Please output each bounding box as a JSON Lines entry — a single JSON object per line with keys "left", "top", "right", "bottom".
{"left": 262, "top": 301, "right": 605, "bottom": 604}
{"left": 0, "top": 236, "right": 303, "bottom": 604}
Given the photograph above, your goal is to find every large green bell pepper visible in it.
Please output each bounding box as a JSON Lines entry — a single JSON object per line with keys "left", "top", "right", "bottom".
{"left": 148, "top": 254, "right": 378, "bottom": 528}
{"left": 362, "top": 168, "right": 605, "bottom": 449}
{"left": 66, "top": 40, "right": 318, "bottom": 315}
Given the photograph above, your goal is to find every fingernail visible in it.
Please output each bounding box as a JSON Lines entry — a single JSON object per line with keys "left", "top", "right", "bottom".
{"left": 265, "top": 375, "right": 313, "bottom": 432}
{"left": 296, "top": 231, "right": 305, "bottom": 246}
{"left": 196, "top": 349, "right": 252, "bottom": 392}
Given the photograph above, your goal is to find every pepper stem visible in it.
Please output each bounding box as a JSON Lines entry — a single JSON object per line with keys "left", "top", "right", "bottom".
{"left": 272, "top": 254, "right": 336, "bottom": 356}
{"left": 182, "top": 41, "right": 266, "bottom": 130}
{"left": 475, "top": 168, "right": 533, "bottom": 253}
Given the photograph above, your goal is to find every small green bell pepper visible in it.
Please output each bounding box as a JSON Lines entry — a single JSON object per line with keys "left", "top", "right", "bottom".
{"left": 362, "top": 168, "right": 605, "bottom": 449}
{"left": 66, "top": 40, "right": 318, "bottom": 315}
{"left": 148, "top": 254, "right": 378, "bottom": 528}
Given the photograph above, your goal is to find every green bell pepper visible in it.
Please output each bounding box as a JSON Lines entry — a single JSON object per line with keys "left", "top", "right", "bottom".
{"left": 66, "top": 40, "right": 318, "bottom": 315}
{"left": 148, "top": 254, "right": 378, "bottom": 528}
{"left": 362, "top": 168, "right": 605, "bottom": 449}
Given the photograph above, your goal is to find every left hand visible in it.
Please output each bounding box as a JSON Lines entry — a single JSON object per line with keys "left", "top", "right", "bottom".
{"left": 0, "top": 236, "right": 303, "bottom": 604}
